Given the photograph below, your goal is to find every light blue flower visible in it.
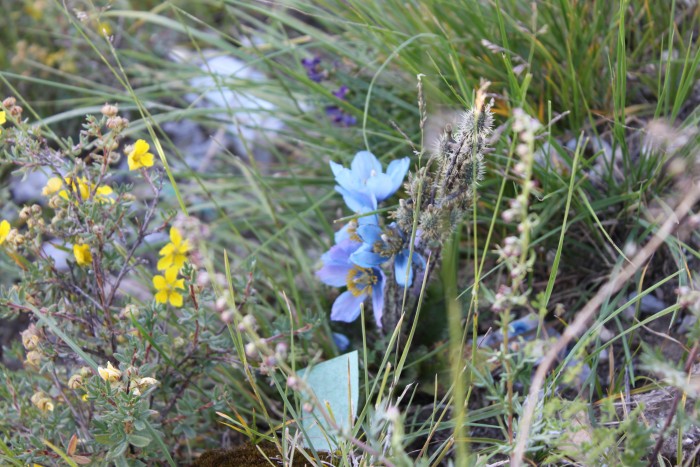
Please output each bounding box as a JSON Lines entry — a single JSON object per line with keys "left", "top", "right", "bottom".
{"left": 350, "top": 224, "right": 425, "bottom": 287}
{"left": 330, "top": 151, "right": 410, "bottom": 212}
{"left": 334, "top": 207, "right": 379, "bottom": 244}
{"left": 316, "top": 239, "right": 386, "bottom": 327}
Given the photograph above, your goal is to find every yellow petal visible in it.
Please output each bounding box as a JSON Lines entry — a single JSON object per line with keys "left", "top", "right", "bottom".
{"left": 170, "top": 227, "right": 182, "bottom": 246}
{"left": 128, "top": 153, "right": 139, "bottom": 171}
{"left": 133, "top": 139, "right": 150, "bottom": 156}
{"left": 174, "top": 279, "right": 185, "bottom": 290}
{"left": 159, "top": 243, "right": 175, "bottom": 256}
{"left": 152, "top": 275, "right": 166, "bottom": 290}
{"left": 172, "top": 254, "right": 186, "bottom": 270}
{"left": 142, "top": 152, "right": 154, "bottom": 167}
{"left": 0, "top": 111, "right": 6, "bottom": 125}
{"left": 96, "top": 185, "right": 113, "bottom": 197}
{"left": 157, "top": 256, "right": 172, "bottom": 271}
{"left": 42, "top": 177, "right": 64, "bottom": 196}
{"left": 169, "top": 292, "right": 183, "bottom": 307}
{"left": 180, "top": 239, "right": 191, "bottom": 253}
{"left": 0, "top": 220, "right": 9, "bottom": 244}
{"left": 164, "top": 266, "right": 179, "bottom": 284}
{"left": 155, "top": 290, "right": 169, "bottom": 304}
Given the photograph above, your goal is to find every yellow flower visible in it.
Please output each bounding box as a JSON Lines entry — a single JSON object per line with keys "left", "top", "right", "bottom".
{"left": 127, "top": 139, "right": 155, "bottom": 171}
{"left": 153, "top": 267, "right": 185, "bottom": 307}
{"left": 0, "top": 110, "right": 5, "bottom": 135}
{"left": 30, "top": 391, "right": 54, "bottom": 413}
{"left": 42, "top": 177, "right": 64, "bottom": 196}
{"left": 98, "top": 362, "right": 122, "bottom": 382}
{"left": 0, "top": 219, "right": 10, "bottom": 245}
{"left": 157, "top": 227, "right": 190, "bottom": 271}
{"left": 56, "top": 177, "right": 114, "bottom": 204}
{"left": 73, "top": 243, "right": 92, "bottom": 266}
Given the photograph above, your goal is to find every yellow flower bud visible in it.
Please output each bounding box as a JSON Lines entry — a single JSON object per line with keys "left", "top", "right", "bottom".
{"left": 68, "top": 374, "right": 83, "bottom": 389}
{"left": 30, "top": 391, "right": 54, "bottom": 413}
{"left": 21, "top": 324, "right": 40, "bottom": 351}
{"left": 25, "top": 350, "right": 42, "bottom": 368}
{"left": 98, "top": 362, "right": 121, "bottom": 382}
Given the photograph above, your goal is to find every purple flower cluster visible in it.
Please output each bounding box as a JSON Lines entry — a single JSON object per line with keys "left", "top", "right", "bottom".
{"left": 317, "top": 151, "right": 422, "bottom": 328}
{"left": 301, "top": 57, "right": 357, "bottom": 127}
{"left": 326, "top": 86, "right": 357, "bottom": 127}
{"left": 301, "top": 57, "right": 326, "bottom": 83}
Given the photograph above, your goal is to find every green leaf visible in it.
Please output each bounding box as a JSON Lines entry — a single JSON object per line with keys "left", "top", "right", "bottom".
{"left": 299, "top": 351, "right": 359, "bottom": 452}
{"left": 128, "top": 434, "right": 152, "bottom": 448}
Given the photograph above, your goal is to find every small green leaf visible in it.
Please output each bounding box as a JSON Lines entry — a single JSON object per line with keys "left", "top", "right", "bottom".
{"left": 128, "top": 434, "right": 152, "bottom": 448}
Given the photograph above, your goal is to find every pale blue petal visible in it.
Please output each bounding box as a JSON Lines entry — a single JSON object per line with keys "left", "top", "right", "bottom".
{"left": 333, "top": 167, "right": 361, "bottom": 193}
{"left": 329, "top": 160, "right": 345, "bottom": 178}
{"left": 334, "top": 223, "right": 351, "bottom": 243}
{"left": 332, "top": 332, "right": 351, "bottom": 351}
{"left": 336, "top": 186, "right": 376, "bottom": 212}
{"left": 316, "top": 263, "right": 350, "bottom": 287}
{"left": 357, "top": 211, "right": 379, "bottom": 227}
{"left": 321, "top": 239, "right": 358, "bottom": 266}
{"left": 371, "top": 269, "right": 385, "bottom": 328}
{"left": 365, "top": 173, "right": 397, "bottom": 202}
{"left": 350, "top": 151, "right": 382, "bottom": 180}
{"left": 356, "top": 224, "right": 383, "bottom": 244}
{"left": 331, "top": 291, "right": 366, "bottom": 322}
{"left": 394, "top": 251, "right": 413, "bottom": 287}
{"left": 351, "top": 246, "right": 387, "bottom": 268}
{"left": 386, "top": 157, "right": 411, "bottom": 192}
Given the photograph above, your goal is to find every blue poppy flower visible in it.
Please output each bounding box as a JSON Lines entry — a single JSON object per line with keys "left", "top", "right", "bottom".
{"left": 334, "top": 207, "right": 379, "bottom": 244}
{"left": 330, "top": 151, "right": 410, "bottom": 212}
{"left": 350, "top": 224, "right": 426, "bottom": 287}
{"left": 316, "top": 239, "right": 386, "bottom": 327}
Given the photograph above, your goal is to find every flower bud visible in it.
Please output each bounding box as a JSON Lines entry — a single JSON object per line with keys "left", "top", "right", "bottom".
{"left": 21, "top": 324, "right": 40, "bottom": 350}
{"left": 100, "top": 103, "right": 118, "bottom": 117}
{"left": 68, "top": 374, "right": 83, "bottom": 389}
{"left": 98, "top": 362, "right": 121, "bottom": 382}
{"left": 25, "top": 350, "right": 42, "bottom": 368}
{"left": 244, "top": 342, "right": 257, "bottom": 359}
{"left": 30, "top": 391, "right": 54, "bottom": 412}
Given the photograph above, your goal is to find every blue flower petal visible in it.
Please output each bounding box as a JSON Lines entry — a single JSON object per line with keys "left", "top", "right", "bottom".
{"left": 412, "top": 251, "right": 427, "bottom": 269}
{"left": 350, "top": 151, "right": 382, "bottom": 180}
{"left": 334, "top": 222, "right": 352, "bottom": 243}
{"left": 356, "top": 224, "right": 383, "bottom": 244}
{"left": 394, "top": 250, "right": 413, "bottom": 287}
{"left": 386, "top": 157, "right": 411, "bottom": 193}
{"left": 365, "top": 173, "right": 397, "bottom": 203}
{"left": 331, "top": 290, "right": 366, "bottom": 322}
{"left": 336, "top": 186, "right": 376, "bottom": 212}
{"left": 321, "top": 239, "right": 359, "bottom": 265}
{"left": 371, "top": 268, "right": 385, "bottom": 328}
{"left": 332, "top": 332, "right": 351, "bottom": 352}
{"left": 351, "top": 246, "right": 387, "bottom": 268}
{"left": 316, "top": 263, "right": 350, "bottom": 287}
{"left": 333, "top": 167, "right": 361, "bottom": 194}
